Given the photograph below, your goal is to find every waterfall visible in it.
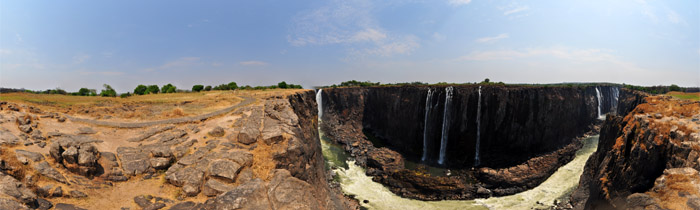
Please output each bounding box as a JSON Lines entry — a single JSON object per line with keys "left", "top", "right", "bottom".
{"left": 611, "top": 86, "right": 620, "bottom": 114}
{"left": 595, "top": 87, "right": 604, "bottom": 119}
{"left": 316, "top": 89, "right": 323, "bottom": 119}
{"left": 437, "top": 86, "right": 453, "bottom": 165}
{"left": 421, "top": 88, "right": 434, "bottom": 162}
{"left": 474, "top": 86, "right": 482, "bottom": 167}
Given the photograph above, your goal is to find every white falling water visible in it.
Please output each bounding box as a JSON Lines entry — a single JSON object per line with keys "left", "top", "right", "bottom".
{"left": 611, "top": 86, "right": 620, "bottom": 114}
{"left": 438, "top": 86, "right": 453, "bottom": 165}
{"left": 595, "top": 87, "right": 604, "bottom": 119}
{"left": 421, "top": 88, "right": 434, "bottom": 162}
{"left": 316, "top": 89, "right": 323, "bottom": 118}
{"left": 474, "top": 86, "right": 482, "bottom": 167}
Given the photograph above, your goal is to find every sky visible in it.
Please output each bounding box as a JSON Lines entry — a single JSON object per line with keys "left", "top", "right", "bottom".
{"left": 1, "top": 0, "right": 698, "bottom": 92}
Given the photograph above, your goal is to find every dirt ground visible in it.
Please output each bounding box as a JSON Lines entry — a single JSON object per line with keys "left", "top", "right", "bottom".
{"left": 0, "top": 89, "right": 309, "bottom": 209}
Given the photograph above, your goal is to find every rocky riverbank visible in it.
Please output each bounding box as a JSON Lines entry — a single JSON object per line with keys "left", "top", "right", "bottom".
{"left": 568, "top": 96, "right": 700, "bottom": 209}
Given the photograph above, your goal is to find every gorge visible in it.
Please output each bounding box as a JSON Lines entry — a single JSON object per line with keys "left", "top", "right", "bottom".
{"left": 316, "top": 84, "right": 674, "bottom": 208}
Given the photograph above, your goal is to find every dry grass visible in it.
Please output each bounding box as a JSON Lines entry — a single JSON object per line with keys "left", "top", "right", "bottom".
{"left": 647, "top": 172, "right": 700, "bottom": 210}
{"left": 666, "top": 91, "right": 700, "bottom": 101}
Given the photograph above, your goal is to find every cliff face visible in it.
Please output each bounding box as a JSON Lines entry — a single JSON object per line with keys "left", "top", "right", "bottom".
{"left": 320, "top": 85, "right": 644, "bottom": 200}
{"left": 570, "top": 96, "right": 700, "bottom": 210}
{"left": 322, "top": 85, "right": 638, "bottom": 168}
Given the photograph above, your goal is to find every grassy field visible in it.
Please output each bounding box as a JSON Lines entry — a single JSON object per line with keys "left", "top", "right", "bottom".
{"left": 0, "top": 89, "right": 306, "bottom": 120}
{"left": 666, "top": 91, "right": 700, "bottom": 101}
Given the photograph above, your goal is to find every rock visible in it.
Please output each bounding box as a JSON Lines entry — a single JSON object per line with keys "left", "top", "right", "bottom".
{"left": 117, "top": 147, "right": 151, "bottom": 176}
{"left": 0, "top": 173, "right": 37, "bottom": 206}
{"left": 0, "top": 128, "right": 20, "bottom": 145}
{"left": 57, "top": 116, "right": 66, "bottom": 123}
{"left": 149, "top": 157, "right": 171, "bottom": 170}
{"left": 15, "top": 149, "right": 44, "bottom": 162}
{"left": 76, "top": 127, "right": 96, "bottom": 134}
{"left": 0, "top": 197, "right": 29, "bottom": 210}
{"left": 170, "top": 201, "right": 201, "bottom": 210}
{"left": 366, "top": 147, "right": 404, "bottom": 173}
{"left": 133, "top": 195, "right": 152, "bottom": 208}
{"left": 49, "top": 136, "right": 101, "bottom": 176}
{"left": 267, "top": 169, "right": 321, "bottom": 210}
{"left": 52, "top": 186, "right": 63, "bottom": 197}
{"left": 36, "top": 198, "right": 53, "bottom": 210}
{"left": 143, "top": 203, "right": 166, "bottom": 210}
{"left": 18, "top": 125, "right": 32, "bottom": 134}
{"left": 201, "top": 179, "right": 271, "bottom": 210}
{"left": 208, "top": 126, "right": 225, "bottom": 137}
{"left": 69, "top": 190, "right": 87, "bottom": 198}
{"left": 165, "top": 167, "right": 204, "bottom": 197}
{"left": 208, "top": 160, "right": 241, "bottom": 181}
{"left": 202, "top": 179, "right": 235, "bottom": 196}
{"left": 54, "top": 203, "right": 87, "bottom": 210}
{"left": 30, "top": 129, "right": 44, "bottom": 140}
{"left": 126, "top": 125, "right": 174, "bottom": 142}
{"left": 33, "top": 161, "right": 67, "bottom": 184}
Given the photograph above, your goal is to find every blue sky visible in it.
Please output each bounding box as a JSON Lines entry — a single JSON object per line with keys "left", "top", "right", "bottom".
{"left": 1, "top": 0, "right": 698, "bottom": 92}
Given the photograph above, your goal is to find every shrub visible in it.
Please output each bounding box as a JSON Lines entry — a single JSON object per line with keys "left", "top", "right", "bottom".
{"left": 192, "top": 85, "right": 204, "bottom": 92}
{"left": 227, "top": 82, "right": 238, "bottom": 90}
{"left": 146, "top": 85, "right": 160, "bottom": 94}
{"left": 120, "top": 92, "right": 132, "bottom": 98}
{"left": 277, "top": 81, "right": 288, "bottom": 89}
{"left": 669, "top": 84, "right": 681, "bottom": 92}
{"left": 134, "top": 85, "right": 147, "bottom": 95}
{"left": 100, "top": 84, "right": 117, "bottom": 97}
{"left": 204, "top": 85, "right": 212, "bottom": 91}
{"left": 78, "top": 88, "right": 91, "bottom": 96}
{"left": 161, "top": 84, "right": 177, "bottom": 93}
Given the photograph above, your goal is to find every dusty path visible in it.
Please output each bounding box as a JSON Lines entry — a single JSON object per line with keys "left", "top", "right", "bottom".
{"left": 66, "top": 96, "right": 255, "bottom": 128}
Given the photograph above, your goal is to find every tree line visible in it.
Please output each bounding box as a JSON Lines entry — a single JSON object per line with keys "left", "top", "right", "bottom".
{"left": 19, "top": 81, "right": 304, "bottom": 98}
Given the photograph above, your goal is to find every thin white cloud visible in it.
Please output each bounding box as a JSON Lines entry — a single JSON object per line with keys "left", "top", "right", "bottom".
{"left": 15, "top": 33, "right": 23, "bottom": 42}
{"left": 459, "top": 48, "right": 641, "bottom": 72}
{"left": 504, "top": 6, "right": 529, "bottom": 16}
{"left": 432, "top": 32, "right": 446, "bottom": 42}
{"left": 73, "top": 53, "right": 91, "bottom": 64}
{"left": 475, "top": 33, "right": 509, "bottom": 43}
{"left": 362, "top": 35, "right": 419, "bottom": 57}
{"left": 239, "top": 60, "right": 268, "bottom": 66}
{"left": 288, "top": 0, "right": 420, "bottom": 58}
{"left": 79, "top": 71, "right": 124, "bottom": 76}
{"left": 447, "top": 0, "right": 471, "bottom": 7}
{"left": 666, "top": 10, "right": 684, "bottom": 24}
{"left": 635, "top": 0, "right": 658, "bottom": 23}
{"left": 0, "top": 49, "right": 12, "bottom": 55}
{"left": 146, "top": 57, "right": 201, "bottom": 71}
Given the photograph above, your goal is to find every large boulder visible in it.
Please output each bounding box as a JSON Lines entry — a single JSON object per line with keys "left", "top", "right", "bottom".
{"left": 49, "top": 137, "right": 100, "bottom": 176}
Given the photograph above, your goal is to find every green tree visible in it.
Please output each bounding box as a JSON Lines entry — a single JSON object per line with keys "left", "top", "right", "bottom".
{"left": 192, "top": 85, "right": 204, "bottom": 92}
{"left": 669, "top": 84, "right": 681, "bottom": 92}
{"left": 78, "top": 88, "right": 91, "bottom": 96}
{"left": 161, "top": 84, "right": 177, "bottom": 93}
{"left": 146, "top": 85, "right": 160, "bottom": 94}
{"left": 227, "top": 82, "right": 238, "bottom": 90}
{"left": 120, "top": 92, "right": 132, "bottom": 98}
{"left": 100, "top": 84, "right": 117, "bottom": 97}
{"left": 204, "top": 85, "right": 212, "bottom": 91}
{"left": 134, "top": 85, "right": 148, "bottom": 95}
{"left": 277, "top": 81, "right": 288, "bottom": 89}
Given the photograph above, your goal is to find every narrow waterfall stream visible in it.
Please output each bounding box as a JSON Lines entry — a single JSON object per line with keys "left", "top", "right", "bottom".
{"left": 422, "top": 88, "right": 435, "bottom": 162}
{"left": 438, "top": 86, "right": 453, "bottom": 165}
{"left": 474, "top": 86, "right": 482, "bottom": 166}
{"left": 595, "top": 87, "right": 605, "bottom": 119}
{"left": 316, "top": 89, "right": 601, "bottom": 210}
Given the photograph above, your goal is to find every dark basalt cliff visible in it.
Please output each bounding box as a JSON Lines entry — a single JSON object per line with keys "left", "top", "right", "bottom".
{"left": 569, "top": 96, "right": 700, "bottom": 210}
{"left": 320, "top": 85, "right": 644, "bottom": 200}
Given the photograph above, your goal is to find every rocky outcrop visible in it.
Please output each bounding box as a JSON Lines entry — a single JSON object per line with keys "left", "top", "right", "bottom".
{"left": 570, "top": 96, "right": 700, "bottom": 209}
{"left": 49, "top": 136, "right": 100, "bottom": 176}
